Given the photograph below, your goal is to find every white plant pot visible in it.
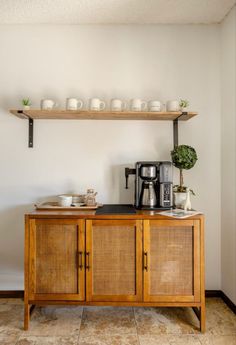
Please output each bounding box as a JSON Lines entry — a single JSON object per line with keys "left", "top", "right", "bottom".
{"left": 174, "top": 192, "right": 187, "bottom": 208}
{"left": 23, "top": 105, "right": 30, "bottom": 110}
{"left": 181, "top": 107, "right": 188, "bottom": 113}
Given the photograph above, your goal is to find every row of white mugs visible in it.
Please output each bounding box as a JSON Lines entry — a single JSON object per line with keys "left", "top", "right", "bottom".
{"left": 40, "top": 98, "right": 183, "bottom": 112}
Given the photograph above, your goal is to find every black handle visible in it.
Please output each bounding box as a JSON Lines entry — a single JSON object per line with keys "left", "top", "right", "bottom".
{"left": 125, "top": 168, "right": 129, "bottom": 189}
{"left": 144, "top": 252, "right": 148, "bottom": 271}
{"left": 85, "top": 252, "right": 90, "bottom": 271}
{"left": 78, "top": 251, "right": 83, "bottom": 270}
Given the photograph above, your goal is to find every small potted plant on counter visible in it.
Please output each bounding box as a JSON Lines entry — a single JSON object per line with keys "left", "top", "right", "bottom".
{"left": 22, "top": 98, "right": 31, "bottom": 110}
{"left": 171, "top": 144, "right": 198, "bottom": 209}
{"left": 179, "top": 99, "right": 189, "bottom": 112}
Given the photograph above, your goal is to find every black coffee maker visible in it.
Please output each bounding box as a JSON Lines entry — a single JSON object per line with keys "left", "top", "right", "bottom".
{"left": 125, "top": 161, "right": 173, "bottom": 210}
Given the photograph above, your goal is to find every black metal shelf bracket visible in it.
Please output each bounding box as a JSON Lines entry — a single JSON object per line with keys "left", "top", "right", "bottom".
{"left": 17, "top": 110, "right": 34, "bottom": 148}
{"left": 28, "top": 118, "right": 34, "bottom": 148}
{"left": 173, "top": 112, "right": 188, "bottom": 148}
{"left": 173, "top": 120, "right": 179, "bottom": 148}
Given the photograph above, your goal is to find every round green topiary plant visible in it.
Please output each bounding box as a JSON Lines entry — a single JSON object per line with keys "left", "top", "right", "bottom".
{"left": 171, "top": 145, "right": 198, "bottom": 193}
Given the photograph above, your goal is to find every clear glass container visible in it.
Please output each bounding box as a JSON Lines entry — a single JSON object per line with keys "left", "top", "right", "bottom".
{"left": 85, "top": 189, "right": 97, "bottom": 206}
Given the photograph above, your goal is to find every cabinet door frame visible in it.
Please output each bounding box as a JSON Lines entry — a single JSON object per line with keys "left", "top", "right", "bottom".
{"left": 143, "top": 219, "right": 201, "bottom": 303}
{"left": 28, "top": 218, "right": 85, "bottom": 301}
{"left": 86, "top": 219, "right": 143, "bottom": 302}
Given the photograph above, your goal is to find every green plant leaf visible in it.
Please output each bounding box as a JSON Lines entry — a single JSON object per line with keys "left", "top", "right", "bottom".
{"left": 22, "top": 98, "right": 31, "bottom": 106}
{"left": 171, "top": 145, "right": 197, "bottom": 170}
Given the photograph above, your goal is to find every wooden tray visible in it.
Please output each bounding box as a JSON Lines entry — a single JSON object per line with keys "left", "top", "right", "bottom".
{"left": 35, "top": 201, "right": 103, "bottom": 210}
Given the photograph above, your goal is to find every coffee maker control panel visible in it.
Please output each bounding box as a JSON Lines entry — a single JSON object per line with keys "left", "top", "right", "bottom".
{"left": 160, "top": 183, "right": 173, "bottom": 207}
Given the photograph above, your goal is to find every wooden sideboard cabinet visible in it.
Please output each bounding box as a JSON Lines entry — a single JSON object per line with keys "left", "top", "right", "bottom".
{"left": 24, "top": 213, "right": 205, "bottom": 332}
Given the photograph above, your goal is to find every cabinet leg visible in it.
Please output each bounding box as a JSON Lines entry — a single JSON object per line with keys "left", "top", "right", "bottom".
{"left": 200, "top": 304, "right": 206, "bottom": 333}
{"left": 192, "top": 306, "right": 206, "bottom": 333}
{"left": 24, "top": 303, "right": 30, "bottom": 331}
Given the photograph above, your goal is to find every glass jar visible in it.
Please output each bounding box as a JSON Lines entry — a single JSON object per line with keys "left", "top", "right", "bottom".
{"left": 85, "top": 189, "right": 97, "bottom": 206}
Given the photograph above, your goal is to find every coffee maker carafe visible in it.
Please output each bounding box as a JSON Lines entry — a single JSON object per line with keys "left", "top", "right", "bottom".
{"left": 140, "top": 181, "right": 157, "bottom": 207}
{"left": 125, "top": 161, "right": 173, "bottom": 210}
{"left": 139, "top": 164, "right": 157, "bottom": 208}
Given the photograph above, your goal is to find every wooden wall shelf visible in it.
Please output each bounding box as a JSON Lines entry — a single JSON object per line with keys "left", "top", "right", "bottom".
{"left": 9, "top": 109, "right": 198, "bottom": 148}
{"left": 10, "top": 109, "right": 197, "bottom": 121}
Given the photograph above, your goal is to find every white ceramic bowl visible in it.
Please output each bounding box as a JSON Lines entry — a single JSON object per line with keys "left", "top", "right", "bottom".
{"left": 58, "top": 195, "right": 72, "bottom": 207}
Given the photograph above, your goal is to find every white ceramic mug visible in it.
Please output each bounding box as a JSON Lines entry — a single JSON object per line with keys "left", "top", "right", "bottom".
{"left": 148, "top": 100, "right": 162, "bottom": 112}
{"left": 66, "top": 98, "right": 83, "bottom": 110}
{"left": 41, "top": 99, "right": 57, "bottom": 110}
{"left": 89, "top": 98, "right": 106, "bottom": 111}
{"left": 130, "top": 99, "right": 147, "bottom": 111}
{"left": 110, "top": 99, "right": 127, "bottom": 112}
{"left": 166, "top": 100, "right": 180, "bottom": 112}
{"left": 58, "top": 195, "right": 72, "bottom": 207}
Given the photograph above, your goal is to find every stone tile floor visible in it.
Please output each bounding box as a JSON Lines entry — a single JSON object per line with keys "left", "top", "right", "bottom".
{"left": 0, "top": 298, "right": 235, "bottom": 344}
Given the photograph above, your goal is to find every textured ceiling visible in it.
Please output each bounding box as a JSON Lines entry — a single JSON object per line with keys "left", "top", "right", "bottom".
{"left": 0, "top": 0, "right": 235, "bottom": 24}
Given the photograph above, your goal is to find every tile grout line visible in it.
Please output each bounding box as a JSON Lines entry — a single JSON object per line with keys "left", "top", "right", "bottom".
{"left": 77, "top": 306, "right": 84, "bottom": 344}
{"left": 132, "top": 307, "right": 142, "bottom": 345}
{"left": 133, "top": 307, "right": 162, "bottom": 345}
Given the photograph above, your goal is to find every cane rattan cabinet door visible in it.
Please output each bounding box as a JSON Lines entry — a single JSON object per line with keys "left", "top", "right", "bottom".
{"left": 28, "top": 219, "right": 85, "bottom": 301}
{"left": 143, "top": 219, "right": 201, "bottom": 302}
{"left": 86, "top": 219, "right": 142, "bottom": 302}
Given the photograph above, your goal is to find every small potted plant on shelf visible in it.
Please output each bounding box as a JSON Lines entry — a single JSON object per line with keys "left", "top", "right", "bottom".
{"left": 22, "top": 98, "right": 31, "bottom": 110}
{"left": 171, "top": 144, "right": 198, "bottom": 209}
{"left": 179, "top": 99, "right": 189, "bottom": 112}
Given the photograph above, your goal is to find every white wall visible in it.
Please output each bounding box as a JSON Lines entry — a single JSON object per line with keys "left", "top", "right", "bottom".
{"left": 221, "top": 6, "right": 236, "bottom": 304}
{"left": 0, "top": 24, "right": 221, "bottom": 290}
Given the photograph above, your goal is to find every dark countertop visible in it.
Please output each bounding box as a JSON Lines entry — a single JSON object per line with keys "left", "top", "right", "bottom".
{"left": 95, "top": 204, "right": 136, "bottom": 215}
